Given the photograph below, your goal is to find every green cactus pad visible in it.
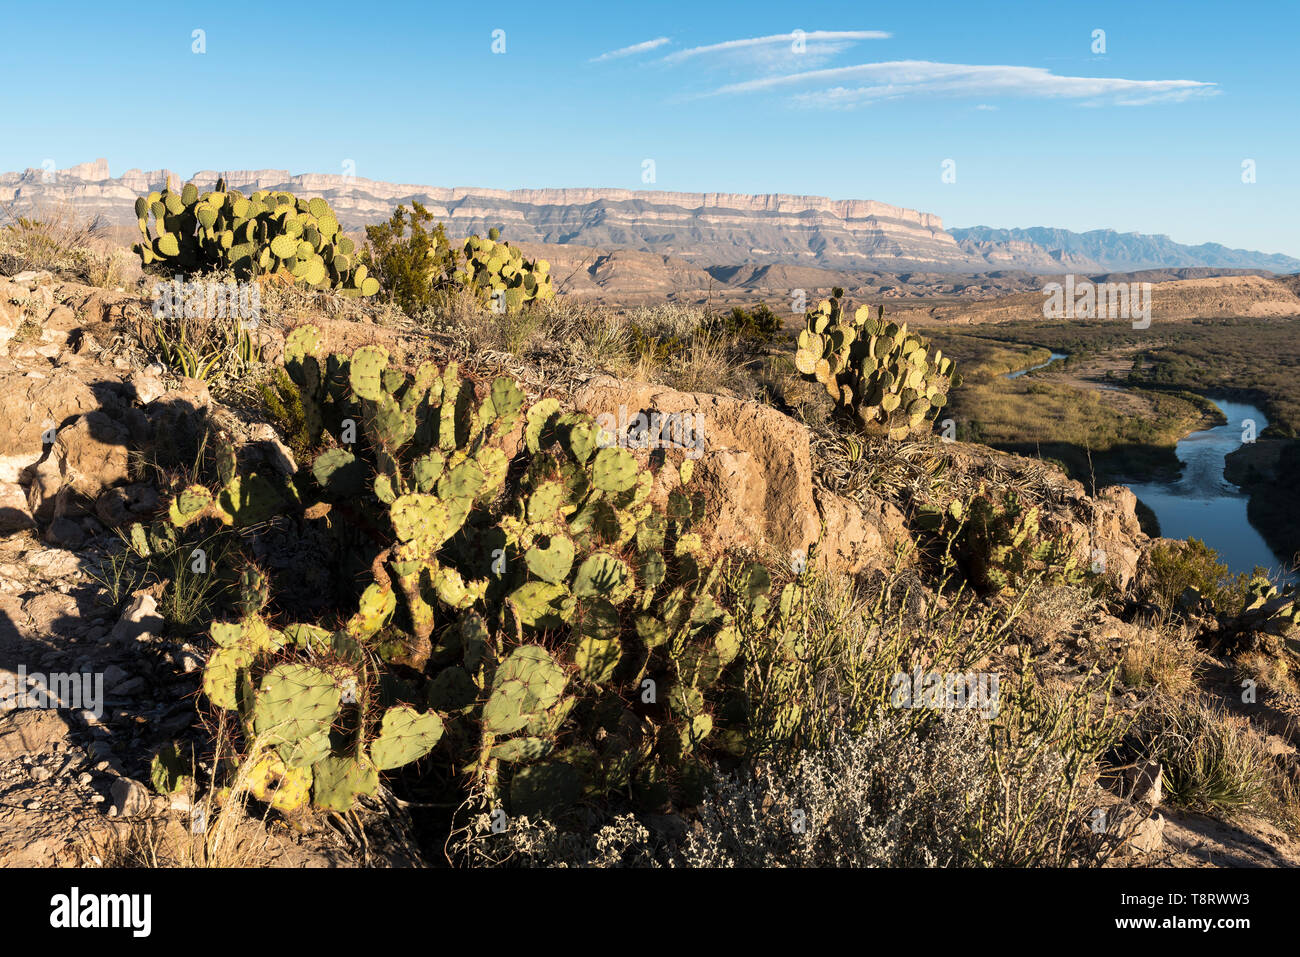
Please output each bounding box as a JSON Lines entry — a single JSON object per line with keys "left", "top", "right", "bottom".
{"left": 525, "top": 398, "right": 561, "bottom": 453}
{"left": 482, "top": 645, "right": 567, "bottom": 735}
{"left": 168, "top": 485, "right": 215, "bottom": 527}
{"left": 490, "top": 737, "right": 551, "bottom": 762}
{"left": 590, "top": 447, "right": 638, "bottom": 493}
{"left": 311, "top": 448, "right": 365, "bottom": 498}
{"left": 572, "top": 552, "right": 634, "bottom": 602}
{"left": 347, "top": 581, "right": 397, "bottom": 639}
{"left": 369, "top": 704, "right": 445, "bottom": 770}
{"left": 311, "top": 755, "right": 380, "bottom": 812}
{"left": 348, "top": 345, "right": 389, "bottom": 401}
{"left": 202, "top": 645, "right": 251, "bottom": 710}
{"left": 390, "top": 493, "right": 450, "bottom": 545}
{"left": 525, "top": 534, "right": 576, "bottom": 584}
{"left": 253, "top": 663, "right": 342, "bottom": 768}
{"left": 508, "top": 581, "right": 570, "bottom": 629}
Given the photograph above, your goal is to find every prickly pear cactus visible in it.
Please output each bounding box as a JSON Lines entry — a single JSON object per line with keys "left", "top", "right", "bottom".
{"left": 197, "top": 614, "right": 447, "bottom": 812}
{"left": 794, "top": 290, "right": 958, "bottom": 439}
{"left": 132, "top": 179, "right": 378, "bottom": 296}
{"left": 176, "top": 324, "right": 817, "bottom": 817}
{"left": 1241, "top": 577, "right": 1300, "bottom": 635}
{"left": 453, "top": 231, "right": 554, "bottom": 314}
{"left": 922, "top": 487, "right": 1085, "bottom": 595}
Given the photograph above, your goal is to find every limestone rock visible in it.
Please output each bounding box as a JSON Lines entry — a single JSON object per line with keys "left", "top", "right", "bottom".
{"left": 0, "top": 372, "right": 99, "bottom": 483}
{"left": 26, "top": 410, "right": 130, "bottom": 522}
{"left": 0, "top": 481, "right": 35, "bottom": 532}
{"left": 109, "top": 777, "right": 152, "bottom": 818}
{"left": 572, "top": 376, "right": 892, "bottom": 573}
{"left": 109, "top": 594, "right": 165, "bottom": 646}
{"left": 1121, "top": 811, "right": 1165, "bottom": 855}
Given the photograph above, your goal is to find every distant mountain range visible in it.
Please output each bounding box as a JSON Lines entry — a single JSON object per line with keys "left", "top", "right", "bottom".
{"left": 3, "top": 159, "right": 1296, "bottom": 276}
{"left": 949, "top": 226, "right": 1300, "bottom": 274}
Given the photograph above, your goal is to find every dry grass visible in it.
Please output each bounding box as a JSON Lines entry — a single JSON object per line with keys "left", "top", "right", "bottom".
{"left": 423, "top": 296, "right": 766, "bottom": 399}
{"left": 0, "top": 201, "right": 132, "bottom": 286}
{"left": 1120, "top": 625, "right": 1204, "bottom": 697}
{"left": 1016, "top": 581, "right": 1100, "bottom": 647}
{"left": 84, "top": 724, "right": 281, "bottom": 868}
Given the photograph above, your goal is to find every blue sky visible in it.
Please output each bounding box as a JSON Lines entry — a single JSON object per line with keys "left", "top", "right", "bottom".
{"left": 2, "top": 0, "right": 1296, "bottom": 255}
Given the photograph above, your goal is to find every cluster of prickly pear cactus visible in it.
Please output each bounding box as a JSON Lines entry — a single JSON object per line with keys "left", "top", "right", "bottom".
{"left": 453, "top": 228, "right": 554, "bottom": 314}
{"left": 131, "top": 178, "right": 378, "bottom": 296}
{"left": 163, "top": 323, "right": 813, "bottom": 816}
{"left": 794, "top": 290, "right": 958, "bottom": 439}
{"left": 236, "top": 565, "right": 270, "bottom": 617}
{"left": 919, "top": 487, "right": 1084, "bottom": 595}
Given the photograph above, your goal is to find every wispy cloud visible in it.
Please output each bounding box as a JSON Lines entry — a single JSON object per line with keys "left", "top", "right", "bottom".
{"left": 590, "top": 37, "right": 671, "bottom": 63}
{"left": 661, "top": 30, "right": 889, "bottom": 69}
{"left": 695, "top": 60, "right": 1217, "bottom": 106}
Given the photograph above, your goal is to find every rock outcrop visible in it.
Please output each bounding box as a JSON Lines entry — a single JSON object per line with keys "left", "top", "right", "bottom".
{"left": 572, "top": 375, "right": 903, "bottom": 575}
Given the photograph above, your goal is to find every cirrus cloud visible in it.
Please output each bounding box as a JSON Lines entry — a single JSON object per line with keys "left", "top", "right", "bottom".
{"left": 697, "top": 60, "right": 1218, "bottom": 106}
{"left": 590, "top": 37, "right": 672, "bottom": 63}
{"left": 660, "top": 30, "right": 890, "bottom": 71}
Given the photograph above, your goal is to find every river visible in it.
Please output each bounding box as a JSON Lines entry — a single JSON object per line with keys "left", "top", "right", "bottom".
{"left": 1006, "top": 351, "right": 1068, "bottom": 378}
{"left": 1119, "top": 398, "right": 1296, "bottom": 583}
{"left": 1004, "top": 358, "right": 1295, "bottom": 583}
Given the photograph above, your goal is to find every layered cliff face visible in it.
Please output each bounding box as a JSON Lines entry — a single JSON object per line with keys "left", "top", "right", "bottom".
{"left": 0, "top": 161, "right": 971, "bottom": 269}
{"left": 3, "top": 160, "right": 1296, "bottom": 275}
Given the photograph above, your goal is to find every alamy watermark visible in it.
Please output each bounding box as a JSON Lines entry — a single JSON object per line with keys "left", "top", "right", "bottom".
{"left": 152, "top": 276, "right": 261, "bottom": 327}
{"left": 1043, "top": 274, "right": 1150, "bottom": 329}
{"left": 50, "top": 887, "right": 150, "bottom": 937}
{"left": 595, "top": 405, "right": 705, "bottom": 459}
{"left": 890, "top": 668, "right": 1000, "bottom": 719}
{"left": 1, "top": 666, "right": 103, "bottom": 718}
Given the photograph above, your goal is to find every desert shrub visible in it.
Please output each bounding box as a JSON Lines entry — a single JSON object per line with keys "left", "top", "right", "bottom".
{"left": 152, "top": 324, "right": 825, "bottom": 817}
{"left": 257, "top": 367, "right": 315, "bottom": 462}
{"left": 1146, "top": 539, "right": 1253, "bottom": 615}
{"left": 679, "top": 711, "right": 990, "bottom": 866}
{"left": 131, "top": 179, "right": 377, "bottom": 296}
{"left": 971, "top": 656, "right": 1127, "bottom": 865}
{"left": 362, "top": 205, "right": 553, "bottom": 317}
{"left": 1015, "top": 581, "right": 1099, "bottom": 646}
{"left": 727, "top": 563, "right": 1022, "bottom": 756}
{"left": 454, "top": 803, "right": 664, "bottom": 868}
{"left": 360, "top": 202, "right": 456, "bottom": 314}
{"left": 0, "top": 204, "right": 115, "bottom": 280}
{"left": 701, "top": 303, "right": 783, "bottom": 344}
{"left": 458, "top": 677, "right": 1124, "bottom": 868}
{"left": 628, "top": 323, "right": 689, "bottom": 366}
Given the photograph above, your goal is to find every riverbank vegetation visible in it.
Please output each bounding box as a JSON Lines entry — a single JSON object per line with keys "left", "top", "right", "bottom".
{"left": 916, "top": 328, "right": 1220, "bottom": 485}
{"left": 936, "top": 317, "right": 1300, "bottom": 437}
{"left": 924, "top": 317, "right": 1300, "bottom": 566}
